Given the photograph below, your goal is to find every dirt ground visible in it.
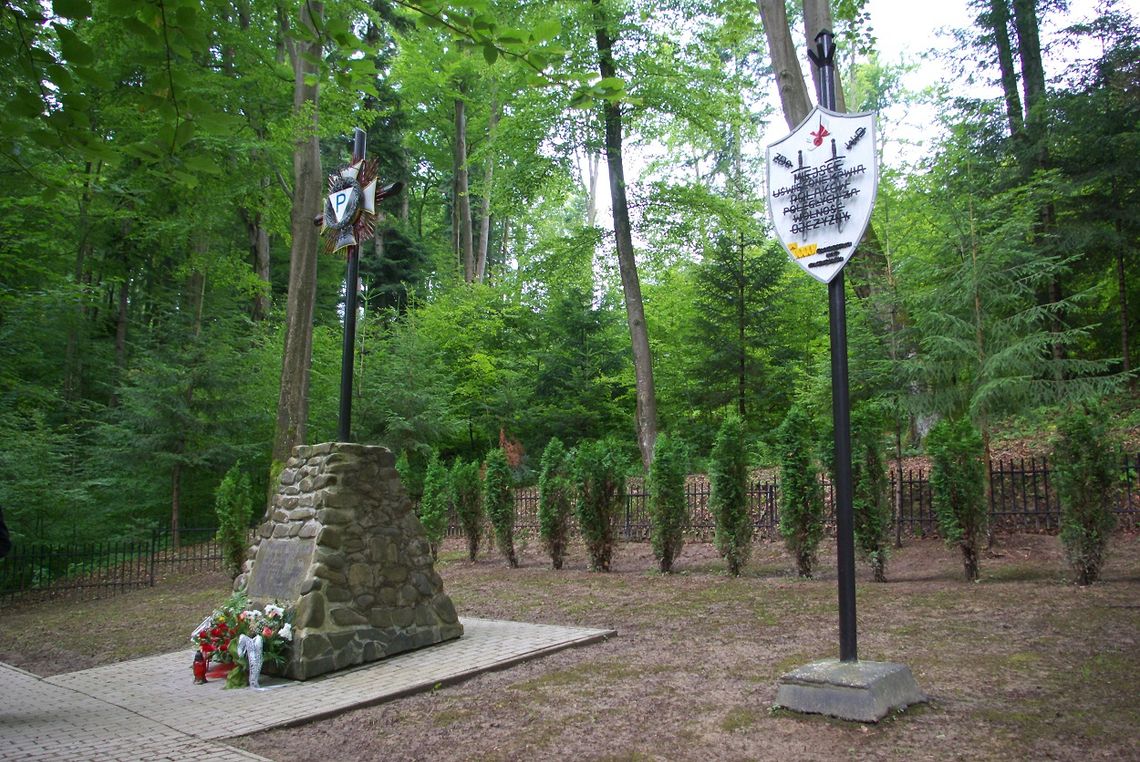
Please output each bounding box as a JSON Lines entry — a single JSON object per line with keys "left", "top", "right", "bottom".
{"left": 4, "top": 532, "right": 1139, "bottom": 761}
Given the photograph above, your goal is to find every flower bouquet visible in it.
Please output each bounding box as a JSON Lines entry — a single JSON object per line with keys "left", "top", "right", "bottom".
{"left": 191, "top": 590, "right": 293, "bottom": 688}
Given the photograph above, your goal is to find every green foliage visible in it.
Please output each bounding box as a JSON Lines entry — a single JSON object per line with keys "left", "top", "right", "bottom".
{"left": 777, "top": 405, "right": 825, "bottom": 578}
{"left": 850, "top": 405, "right": 891, "bottom": 582}
{"left": 395, "top": 451, "right": 424, "bottom": 500}
{"left": 574, "top": 439, "right": 625, "bottom": 572}
{"left": 927, "top": 416, "right": 987, "bottom": 582}
{"left": 693, "top": 237, "right": 794, "bottom": 435}
{"left": 483, "top": 447, "right": 517, "bottom": 568}
{"left": 710, "top": 413, "right": 751, "bottom": 576}
{"left": 648, "top": 433, "right": 687, "bottom": 574}
{"left": 1053, "top": 405, "right": 1118, "bottom": 585}
{"left": 450, "top": 459, "right": 484, "bottom": 562}
{"left": 418, "top": 452, "right": 450, "bottom": 559}
{"left": 537, "top": 437, "right": 574, "bottom": 570}
{"left": 214, "top": 463, "right": 253, "bottom": 579}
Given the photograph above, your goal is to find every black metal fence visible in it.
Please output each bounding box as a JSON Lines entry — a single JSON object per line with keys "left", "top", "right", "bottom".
{"left": 5, "top": 454, "right": 1137, "bottom": 605}
{"left": 0, "top": 526, "right": 228, "bottom": 605}
{"left": 449, "top": 454, "right": 1140, "bottom": 541}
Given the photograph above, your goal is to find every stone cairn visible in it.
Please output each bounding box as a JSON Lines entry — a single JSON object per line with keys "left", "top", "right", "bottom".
{"left": 237, "top": 443, "right": 463, "bottom": 680}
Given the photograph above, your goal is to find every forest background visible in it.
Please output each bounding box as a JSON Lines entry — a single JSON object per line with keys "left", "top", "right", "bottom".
{"left": 1, "top": 0, "right": 1136, "bottom": 545}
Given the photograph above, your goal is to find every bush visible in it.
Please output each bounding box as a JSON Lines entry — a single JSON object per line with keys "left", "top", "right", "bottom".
{"left": 450, "top": 459, "right": 483, "bottom": 561}
{"left": 851, "top": 405, "right": 891, "bottom": 582}
{"left": 927, "top": 416, "right": 986, "bottom": 581}
{"left": 710, "top": 414, "right": 751, "bottom": 576}
{"left": 648, "top": 433, "right": 687, "bottom": 573}
{"left": 777, "top": 405, "right": 825, "bottom": 578}
{"left": 574, "top": 439, "right": 625, "bottom": 572}
{"left": 538, "top": 438, "right": 574, "bottom": 570}
{"left": 417, "top": 452, "right": 449, "bottom": 559}
{"left": 484, "top": 447, "right": 517, "bottom": 568}
{"left": 214, "top": 463, "right": 253, "bottom": 579}
{"left": 395, "top": 450, "right": 425, "bottom": 500}
{"left": 1053, "top": 405, "right": 1118, "bottom": 585}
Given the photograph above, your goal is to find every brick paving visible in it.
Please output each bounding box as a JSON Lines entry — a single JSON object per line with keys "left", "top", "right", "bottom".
{"left": 0, "top": 618, "right": 613, "bottom": 761}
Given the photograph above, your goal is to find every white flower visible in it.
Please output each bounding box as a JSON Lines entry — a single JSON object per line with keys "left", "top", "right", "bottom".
{"left": 279, "top": 623, "right": 293, "bottom": 641}
{"left": 265, "top": 604, "right": 284, "bottom": 618}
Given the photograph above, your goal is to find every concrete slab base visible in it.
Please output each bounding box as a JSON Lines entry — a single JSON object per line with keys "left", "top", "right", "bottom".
{"left": 774, "top": 659, "right": 926, "bottom": 723}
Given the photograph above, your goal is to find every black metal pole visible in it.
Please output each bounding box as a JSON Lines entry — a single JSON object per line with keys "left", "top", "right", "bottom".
{"left": 810, "top": 28, "right": 858, "bottom": 663}
{"left": 337, "top": 128, "right": 366, "bottom": 443}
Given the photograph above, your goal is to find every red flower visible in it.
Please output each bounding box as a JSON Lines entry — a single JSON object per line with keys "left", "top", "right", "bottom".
{"left": 262, "top": 627, "right": 273, "bottom": 638}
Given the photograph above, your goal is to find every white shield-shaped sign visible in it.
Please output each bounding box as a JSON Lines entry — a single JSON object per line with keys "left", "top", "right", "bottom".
{"left": 766, "top": 106, "right": 878, "bottom": 284}
{"left": 329, "top": 188, "right": 355, "bottom": 224}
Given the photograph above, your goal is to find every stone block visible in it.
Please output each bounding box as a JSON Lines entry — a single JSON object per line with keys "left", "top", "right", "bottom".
{"left": 347, "top": 563, "right": 373, "bottom": 589}
{"left": 312, "top": 563, "right": 346, "bottom": 586}
{"left": 317, "top": 525, "right": 343, "bottom": 549}
{"left": 317, "top": 508, "right": 354, "bottom": 526}
{"left": 330, "top": 606, "right": 369, "bottom": 626}
{"left": 299, "top": 632, "right": 330, "bottom": 660}
{"left": 775, "top": 659, "right": 926, "bottom": 723}
{"left": 432, "top": 594, "right": 459, "bottom": 624}
{"left": 294, "top": 591, "right": 326, "bottom": 629}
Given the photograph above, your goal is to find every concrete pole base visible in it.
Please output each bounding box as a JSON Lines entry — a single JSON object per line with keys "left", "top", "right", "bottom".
{"left": 775, "top": 659, "right": 926, "bottom": 723}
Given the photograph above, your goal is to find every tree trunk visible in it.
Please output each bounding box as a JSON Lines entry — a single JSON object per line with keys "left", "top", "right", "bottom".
{"left": 454, "top": 90, "right": 474, "bottom": 283}
{"left": 272, "top": 0, "right": 324, "bottom": 491}
{"left": 802, "top": 0, "right": 845, "bottom": 112}
{"left": 737, "top": 234, "right": 746, "bottom": 420}
{"left": 986, "top": 0, "right": 1025, "bottom": 137}
{"left": 1117, "top": 226, "right": 1133, "bottom": 390}
{"left": 241, "top": 209, "right": 272, "bottom": 320}
{"left": 756, "top": 0, "right": 812, "bottom": 128}
{"left": 593, "top": 0, "right": 658, "bottom": 472}
{"left": 476, "top": 98, "right": 499, "bottom": 283}
{"left": 114, "top": 279, "right": 128, "bottom": 376}
{"left": 1011, "top": 0, "right": 1046, "bottom": 138}
{"left": 171, "top": 462, "right": 182, "bottom": 549}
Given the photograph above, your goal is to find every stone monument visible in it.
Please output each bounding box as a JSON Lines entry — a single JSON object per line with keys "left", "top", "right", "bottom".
{"left": 236, "top": 442, "right": 463, "bottom": 680}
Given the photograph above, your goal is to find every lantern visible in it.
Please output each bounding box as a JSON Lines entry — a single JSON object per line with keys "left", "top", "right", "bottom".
{"left": 193, "top": 651, "right": 208, "bottom": 684}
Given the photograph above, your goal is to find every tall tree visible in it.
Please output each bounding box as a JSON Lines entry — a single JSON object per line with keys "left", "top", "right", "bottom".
{"left": 271, "top": 0, "right": 325, "bottom": 487}
{"left": 592, "top": 0, "right": 658, "bottom": 470}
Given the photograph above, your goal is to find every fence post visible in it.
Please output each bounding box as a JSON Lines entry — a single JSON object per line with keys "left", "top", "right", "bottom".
{"left": 624, "top": 492, "right": 632, "bottom": 541}
{"left": 148, "top": 527, "right": 158, "bottom": 587}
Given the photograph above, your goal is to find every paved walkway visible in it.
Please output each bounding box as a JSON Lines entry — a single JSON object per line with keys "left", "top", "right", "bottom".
{"left": 0, "top": 618, "right": 614, "bottom": 761}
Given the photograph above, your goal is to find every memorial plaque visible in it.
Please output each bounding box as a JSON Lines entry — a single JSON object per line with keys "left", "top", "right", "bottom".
{"left": 247, "top": 538, "right": 316, "bottom": 602}
{"left": 766, "top": 105, "right": 878, "bottom": 285}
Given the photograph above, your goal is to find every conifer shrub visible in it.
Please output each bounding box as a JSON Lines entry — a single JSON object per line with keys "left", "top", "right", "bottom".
{"left": 484, "top": 447, "right": 518, "bottom": 568}
{"left": 927, "top": 416, "right": 986, "bottom": 581}
{"left": 648, "top": 433, "right": 687, "bottom": 573}
{"left": 395, "top": 450, "right": 424, "bottom": 500}
{"left": 538, "top": 437, "right": 574, "bottom": 570}
{"left": 417, "top": 452, "right": 449, "bottom": 559}
{"left": 851, "top": 405, "right": 891, "bottom": 582}
{"left": 710, "top": 413, "right": 751, "bottom": 577}
{"left": 1053, "top": 405, "right": 1118, "bottom": 585}
{"left": 574, "top": 439, "right": 624, "bottom": 572}
{"left": 214, "top": 463, "right": 253, "bottom": 579}
{"left": 777, "top": 405, "right": 825, "bottom": 578}
{"left": 450, "top": 459, "right": 484, "bottom": 561}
